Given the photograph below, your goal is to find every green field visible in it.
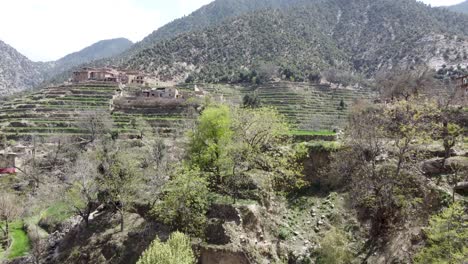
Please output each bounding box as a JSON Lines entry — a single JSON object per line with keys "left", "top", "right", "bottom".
{"left": 0, "top": 221, "right": 30, "bottom": 260}
{"left": 289, "top": 130, "right": 336, "bottom": 136}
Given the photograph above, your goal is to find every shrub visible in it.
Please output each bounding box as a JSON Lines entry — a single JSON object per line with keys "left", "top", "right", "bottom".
{"left": 153, "top": 167, "right": 209, "bottom": 237}
{"left": 137, "top": 232, "right": 195, "bottom": 264}
{"left": 316, "top": 228, "right": 352, "bottom": 264}
{"left": 414, "top": 202, "right": 468, "bottom": 264}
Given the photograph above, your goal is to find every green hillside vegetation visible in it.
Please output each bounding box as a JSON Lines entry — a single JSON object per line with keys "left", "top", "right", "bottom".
{"left": 123, "top": 0, "right": 468, "bottom": 83}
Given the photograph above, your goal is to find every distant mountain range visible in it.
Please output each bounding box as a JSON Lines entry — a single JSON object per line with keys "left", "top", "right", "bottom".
{"left": 48, "top": 38, "right": 133, "bottom": 77}
{"left": 0, "top": 38, "right": 132, "bottom": 95}
{"left": 446, "top": 0, "right": 468, "bottom": 14}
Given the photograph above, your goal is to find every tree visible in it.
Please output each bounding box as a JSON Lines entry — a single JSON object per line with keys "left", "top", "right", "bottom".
{"left": 331, "top": 99, "right": 434, "bottom": 241}
{"left": 80, "top": 111, "right": 114, "bottom": 142}
{"left": 131, "top": 117, "right": 153, "bottom": 140}
{"left": 153, "top": 167, "right": 209, "bottom": 236}
{"left": 384, "top": 97, "right": 438, "bottom": 177}
{"left": 229, "top": 107, "right": 305, "bottom": 193}
{"left": 414, "top": 202, "right": 468, "bottom": 264}
{"left": 376, "top": 67, "right": 435, "bottom": 101}
{"left": 65, "top": 154, "right": 99, "bottom": 227}
{"left": 188, "top": 105, "right": 233, "bottom": 188}
{"left": 137, "top": 232, "right": 195, "bottom": 264}
{"left": 0, "top": 193, "right": 23, "bottom": 246}
{"left": 97, "top": 146, "right": 140, "bottom": 232}
{"left": 242, "top": 93, "right": 261, "bottom": 108}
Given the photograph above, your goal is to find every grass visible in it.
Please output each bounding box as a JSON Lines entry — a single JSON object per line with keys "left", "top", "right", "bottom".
{"left": 290, "top": 130, "right": 336, "bottom": 136}
{"left": 305, "top": 140, "right": 343, "bottom": 151}
{"left": 0, "top": 221, "right": 30, "bottom": 260}
{"left": 8, "top": 222, "right": 30, "bottom": 259}
{"left": 41, "top": 202, "right": 72, "bottom": 223}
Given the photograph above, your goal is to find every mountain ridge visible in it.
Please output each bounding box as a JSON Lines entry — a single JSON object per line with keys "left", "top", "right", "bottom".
{"left": 446, "top": 0, "right": 468, "bottom": 14}
{"left": 121, "top": 0, "right": 468, "bottom": 83}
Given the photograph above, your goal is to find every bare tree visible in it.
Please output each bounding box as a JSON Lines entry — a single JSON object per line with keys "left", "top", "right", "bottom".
{"left": 65, "top": 154, "right": 99, "bottom": 227}
{"left": 376, "top": 66, "right": 436, "bottom": 101}
{"left": 0, "top": 193, "right": 23, "bottom": 246}
{"left": 79, "top": 111, "right": 114, "bottom": 142}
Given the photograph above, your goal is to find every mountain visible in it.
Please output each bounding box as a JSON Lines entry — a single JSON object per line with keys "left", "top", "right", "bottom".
{"left": 0, "top": 40, "right": 48, "bottom": 95}
{"left": 0, "top": 38, "right": 133, "bottom": 96}
{"left": 121, "top": 0, "right": 468, "bottom": 83}
{"left": 100, "top": 0, "right": 315, "bottom": 65}
{"left": 446, "top": 0, "right": 468, "bottom": 14}
{"left": 47, "top": 38, "right": 133, "bottom": 77}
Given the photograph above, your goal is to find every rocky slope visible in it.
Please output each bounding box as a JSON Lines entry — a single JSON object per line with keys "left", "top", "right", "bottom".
{"left": 121, "top": 0, "right": 468, "bottom": 82}
{"left": 0, "top": 40, "right": 48, "bottom": 96}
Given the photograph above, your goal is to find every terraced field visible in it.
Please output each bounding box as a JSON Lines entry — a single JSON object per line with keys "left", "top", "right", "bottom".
{"left": 0, "top": 82, "right": 375, "bottom": 141}
{"left": 193, "top": 82, "right": 375, "bottom": 131}
{"left": 0, "top": 83, "right": 192, "bottom": 140}
{"left": 254, "top": 82, "right": 375, "bottom": 130}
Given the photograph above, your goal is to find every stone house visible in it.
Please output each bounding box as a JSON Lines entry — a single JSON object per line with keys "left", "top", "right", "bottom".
{"left": 72, "top": 68, "right": 148, "bottom": 85}
{"left": 141, "top": 87, "right": 181, "bottom": 99}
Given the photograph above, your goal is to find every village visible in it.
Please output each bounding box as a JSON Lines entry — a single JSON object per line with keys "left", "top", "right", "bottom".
{"left": 71, "top": 67, "right": 208, "bottom": 101}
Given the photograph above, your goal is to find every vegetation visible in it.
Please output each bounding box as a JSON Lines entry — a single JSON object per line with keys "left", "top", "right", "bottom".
{"left": 414, "top": 202, "right": 468, "bottom": 263}
{"left": 316, "top": 228, "right": 353, "bottom": 264}
{"left": 6, "top": 221, "right": 30, "bottom": 259}
{"left": 0, "top": 193, "right": 23, "bottom": 246}
{"left": 124, "top": 0, "right": 468, "bottom": 83}
{"left": 137, "top": 232, "right": 195, "bottom": 264}
{"left": 153, "top": 167, "right": 209, "bottom": 236}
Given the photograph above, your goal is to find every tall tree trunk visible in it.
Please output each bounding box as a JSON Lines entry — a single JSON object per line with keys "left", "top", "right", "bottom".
{"left": 119, "top": 209, "right": 124, "bottom": 232}
{"left": 6, "top": 220, "right": 9, "bottom": 246}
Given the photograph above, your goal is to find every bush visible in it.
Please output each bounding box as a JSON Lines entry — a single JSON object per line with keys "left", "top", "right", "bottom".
{"left": 414, "top": 202, "right": 468, "bottom": 264}
{"left": 137, "top": 232, "right": 195, "bottom": 264}
{"left": 316, "top": 228, "right": 352, "bottom": 264}
{"left": 153, "top": 167, "right": 209, "bottom": 236}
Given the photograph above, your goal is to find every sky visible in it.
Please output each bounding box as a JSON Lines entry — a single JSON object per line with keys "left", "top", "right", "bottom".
{"left": 0, "top": 0, "right": 464, "bottom": 62}
{"left": 0, "top": 0, "right": 214, "bottom": 61}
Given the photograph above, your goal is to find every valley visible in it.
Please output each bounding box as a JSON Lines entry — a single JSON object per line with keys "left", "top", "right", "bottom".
{"left": 0, "top": 0, "right": 467, "bottom": 264}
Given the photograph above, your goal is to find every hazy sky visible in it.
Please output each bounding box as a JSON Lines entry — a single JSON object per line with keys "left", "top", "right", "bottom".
{"left": 0, "top": 0, "right": 464, "bottom": 62}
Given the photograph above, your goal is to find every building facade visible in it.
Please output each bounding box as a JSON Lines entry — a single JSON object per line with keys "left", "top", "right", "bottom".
{"left": 141, "top": 87, "right": 181, "bottom": 99}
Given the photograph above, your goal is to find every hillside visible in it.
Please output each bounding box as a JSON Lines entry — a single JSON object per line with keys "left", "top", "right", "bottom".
{"left": 0, "top": 38, "right": 133, "bottom": 96}
{"left": 47, "top": 38, "right": 133, "bottom": 77}
{"left": 113, "top": 0, "right": 317, "bottom": 63}
{"left": 447, "top": 0, "right": 468, "bottom": 14}
{"left": 0, "top": 40, "right": 49, "bottom": 96}
{"left": 122, "top": 0, "right": 468, "bottom": 83}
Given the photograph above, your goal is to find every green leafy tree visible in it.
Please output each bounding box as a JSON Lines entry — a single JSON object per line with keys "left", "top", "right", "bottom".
{"left": 137, "top": 232, "right": 195, "bottom": 264}
{"left": 414, "top": 202, "right": 468, "bottom": 264}
{"left": 153, "top": 167, "right": 209, "bottom": 236}
{"left": 189, "top": 105, "right": 233, "bottom": 188}
{"left": 230, "top": 107, "right": 305, "bottom": 192}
